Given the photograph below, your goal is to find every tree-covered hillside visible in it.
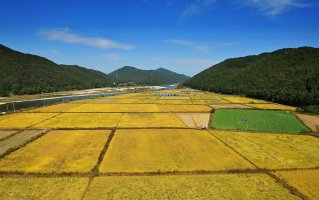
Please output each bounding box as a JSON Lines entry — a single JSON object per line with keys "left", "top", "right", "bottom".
{"left": 109, "top": 66, "right": 189, "bottom": 85}
{"left": 184, "top": 47, "right": 319, "bottom": 107}
{"left": 0, "top": 44, "right": 111, "bottom": 96}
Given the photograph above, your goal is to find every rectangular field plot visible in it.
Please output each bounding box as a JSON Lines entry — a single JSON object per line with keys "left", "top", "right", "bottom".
{"left": 154, "top": 99, "right": 193, "bottom": 104}
{"left": 190, "top": 93, "right": 223, "bottom": 100}
{"left": 177, "top": 113, "right": 210, "bottom": 128}
{"left": 0, "top": 130, "right": 17, "bottom": 140}
{"left": 0, "top": 177, "right": 88, "bottom": 200}
{"left": 245, "top": 103, "right": 296, "bottom": 111}
{"left": 212, "top": 109, "right": 310, "bottom": 133}
{"left": 34, "top": 113, "right": 122, "bottom": 128}
{"left": 274, "top": 170, "right": 319, "bottom": 200}
{"left": 222, "top": 96, "right": 267, "bottom": 104}
{"left": 159, "top": 96, "right": 190, "bottom": 100}
{"left": 0, "top": 130, "right": 46, "bottom": 156}
{"left": 69, "top": 104, "right": 161, "bottom": 112}
{"left": 100, "top": 129, "right": 254, "bottom": 173}
{"left": 117, "top": 113, "right": 186, "bottom": 128}
{"left": 211, "top": 104, "right": 252, "bottom": 109}
{"left": 159, "top": 104, "right": 212, "bottom": 113}
{"left": 27, "top": 103, "right": 81, "bottom": 112}
{"left": 212, "top": 130, "right": 319, "bottom": 169}
{"left": 192, "top": 99, "right": 229, "bottom": 104}
{"left": 0, "top": 130, "right": 110, "bottom": 173}
{"left": 0, "top": 113, "right": 58, "bottom": 128}
{"left": 84, "top": 174, "right": 297, "bottom": 200}
{"left": 296, "top": 114, "right": 319, "bottom": 132}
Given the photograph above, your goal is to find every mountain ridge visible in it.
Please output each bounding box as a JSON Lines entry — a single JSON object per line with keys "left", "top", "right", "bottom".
{"left": 184, "top": 46, "right": 319, "bottom": 107}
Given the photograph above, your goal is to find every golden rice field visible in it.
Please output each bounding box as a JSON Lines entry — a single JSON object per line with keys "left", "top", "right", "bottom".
{"left": 0, "top": 113, "right": 58, "bottom": 128}
{"left": 34, "top": 113, "right": 122, "bottom": 128}
{"left": 0, "top": 89, "right": 317, "bottom": 199}
{"left": 69, "top": 103, "right": 161, "bottom": 112}
{"left": 245, "top": 103, "right": 296, "bottom": 111}
{"left": 0, "top": 130, "right": 110, "bottom": 173}
{"left": 118, "top": 113, "right": 186, "bottom": 128}
{"left": 27, "top": 103, "right": 82, "bottom": 112}
{"left": 0, "top": 177, "right": 88, "bottom": 200}
{"left": 100, "top": 129, "right": 254, "bottom": 173}
{"left": 158, "top": 104, "right": 212, "bottom": 112}
{"left": 222, "top": 95, "right": 267, "bottom": 103}
{"left": 212, "top": 130, "right": 319, "bottom": 169}
{"left": 84, "top": 174, "right": 299, "bottom": 200}
{"left": 274, "top": 170, "right": 319, "bottom": 200}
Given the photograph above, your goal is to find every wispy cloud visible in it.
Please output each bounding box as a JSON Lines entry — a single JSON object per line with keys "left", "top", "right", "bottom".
{"left": 165, "top": 39, "right": 210, "bottom": 53}
{"left": 181, "top": 0, "right": 217, "bottom": 19}
{"left": 101, "top": 53, "right": 120, "bottom": 61}
{"left": 39, "top": 28, "right": 135, "bottom": 50}
{"left": 245, "top": 0, "right": 309, "bottom": 16}
{"left": 174, "top": 58, "right": 217, "bottom": 66}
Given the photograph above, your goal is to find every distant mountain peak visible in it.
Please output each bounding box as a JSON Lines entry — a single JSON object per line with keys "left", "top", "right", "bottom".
{"left": 109, "top": 66, "right": 190, "bottom": 85}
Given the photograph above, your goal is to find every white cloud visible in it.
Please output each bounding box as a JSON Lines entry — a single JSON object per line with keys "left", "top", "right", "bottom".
{"left": 40, "top": 28, "right": 135, "bottom": 50}
{"left": 165, "top": 38, "right": 210, "bottom": 53}
{"left": 246, "top": 0, "right": 308, "bottom": 16}
{"left": 174, "top": 58, "right": 217, "bottom": 66}
{"left": 101, "top": 53, "right": 120, "bottom": 61}
{"left": 181, "top": 0, "right": 217, "bottom": 18}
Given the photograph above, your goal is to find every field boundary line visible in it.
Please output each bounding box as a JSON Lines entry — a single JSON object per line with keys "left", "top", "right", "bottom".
{"left": 22, "top": 111, "right": 213, "bottom": 114}
{"left": 175, "top": 113, "right": 190, "bottom": 128}
{"left": 207, "top": 130, "right": 259, "bottom": 168}
{"left": 27, "top": 113, "right": 63, "bottom": 129}
{"left": 266, "top": 172, "right": 309, "bottom": 200}
{"left": 81, "top": 129, "right": 116, "bottom": 200}
{"left": 0, "top": 129, "right": 52, "bottom": 160}
{"left": 208, "top": 130, "right": 312, "bottom": 200}
{"left": 0, "top": 129, "right": 24, "bottom": 142}
{"left": 115, "top": 113, "right": 123, "bottom": 128}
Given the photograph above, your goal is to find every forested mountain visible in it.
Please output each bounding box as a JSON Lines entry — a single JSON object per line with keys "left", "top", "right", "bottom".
{"left": 0, "top": 44, "right": 111, "bottom": 96}
{"left": 184, "top": 47, "right": 319, "bottom": 107}
{"left": 109, "top": 66, "right": 190, "bottom": 85}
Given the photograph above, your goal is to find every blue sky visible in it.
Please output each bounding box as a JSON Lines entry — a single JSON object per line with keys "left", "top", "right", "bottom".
{"left": 0, "top": 0, "right": 318, "bottom": 76}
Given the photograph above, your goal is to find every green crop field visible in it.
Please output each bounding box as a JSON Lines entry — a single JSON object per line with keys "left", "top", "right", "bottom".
{"left": 212, "top": 109, "right": 310, "bottom": 133}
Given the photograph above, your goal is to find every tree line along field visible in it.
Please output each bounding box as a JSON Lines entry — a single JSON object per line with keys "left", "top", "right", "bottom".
{"left": 0, "top": 89, "right": 318, "bottom": 199}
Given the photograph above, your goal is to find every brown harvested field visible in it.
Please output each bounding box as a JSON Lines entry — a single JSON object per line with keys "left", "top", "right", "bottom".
{"left": 274, "top": 169, "right": 319, "bottom": 200}
{"left": 177, "top": 113, "right": 210, "bottom": 128}
{"left": 296, "top": 114, "right": 319, "bottom": 132}
{"left": 211, "top": 104, "right": 252, "bottom": 109}
{"left": 0, "top": 130, "right": 46, "bottom": 156}
{"left": 159, "top": 96, "right": 190, "bottom": 100}
{"left": 0, "top": 130, "right": 17, "bottom": 140}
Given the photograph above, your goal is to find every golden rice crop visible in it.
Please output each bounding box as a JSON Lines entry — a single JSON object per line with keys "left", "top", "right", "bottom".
{"left": 0, "top": 177, "right": 88, "bottom": 200}
{"left": 27, "top": 103, "right": 82, "bottom": 112}
{"left": 274, "top": 169, "right": 319, "bottom": 200}
{"left": 245, "top": 103, "right": 296, "bottom": 111}
{"left": 159, "top": 104, "right": 212, "bottom": 112}
{"left": 69, "top": 104, "right": 161, "bottom": 112}
{"left": 0, "top": 113, "right": 58, "bottom": 128}
{"left": 0, "top": 130, "right": 110, "bottom": 173}
{"left": 154, "top": 99, "right": 193, "bottom": 104}
{"left": 222, "top": 96, "right": 267, "bottom": 103}
{"left": 34, "top": 113, "right": 122, "bottom": 128}
{"left": 211, "top": 130, "right": 319, "bottom": 169}
{"left": 117, "top": 113, "right": 187, "bottom": 128}
{"left": 84, "top": 173, "right": 298, "bottom": 200}
{"left": 100, "top": 129, "right": 254, "bottom": 173}
{"left": 192, "top": 99, "right": 229, "bottom": 104}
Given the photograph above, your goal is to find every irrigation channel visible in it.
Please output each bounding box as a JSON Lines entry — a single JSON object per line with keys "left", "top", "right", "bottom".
{"left": 0, "top": 85, "right": 175, "bottom": 113}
